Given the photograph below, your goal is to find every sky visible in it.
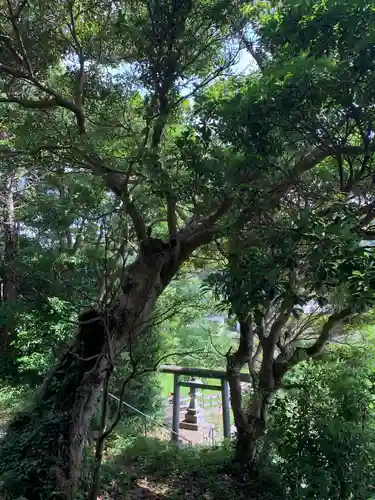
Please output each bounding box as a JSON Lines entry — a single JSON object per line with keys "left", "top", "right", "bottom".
{"left": 232, "top": 48, "right": 255, "bottom": 75}
{"left": 107, "top": 45, "right": 255, "bottom": 90}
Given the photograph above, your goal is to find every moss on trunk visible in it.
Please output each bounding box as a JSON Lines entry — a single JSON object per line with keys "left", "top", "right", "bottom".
{"left": 0, "top": 337, "right": 108, "bottom": 500}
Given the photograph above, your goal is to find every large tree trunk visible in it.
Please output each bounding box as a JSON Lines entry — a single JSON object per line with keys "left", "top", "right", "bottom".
{"left": 231, "top": 349, "right": 274, "bottom": 465}
{"left": 233, "top": 302, "right": 295, "bottom": 464}
{"left": 226, "top": 318, "right": 261, "bottom": 464}
{"left": 0, "top": 243, "right": 184, "bottom": 499}
{"left": 234, "top": 388, "right": 271, "bottom": 464}
{"left": 228, "top": 312, "right": 286, "bottom": 465}
{"left": 0, "top": 173, "right": 18, "bottom": 351}
{"left": 234, "top": 344, "right": 293, "bottom": 463}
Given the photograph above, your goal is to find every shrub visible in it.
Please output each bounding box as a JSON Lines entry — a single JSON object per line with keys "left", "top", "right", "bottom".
{"left": 266, "top": 347, "right": 375, "bottom": 499}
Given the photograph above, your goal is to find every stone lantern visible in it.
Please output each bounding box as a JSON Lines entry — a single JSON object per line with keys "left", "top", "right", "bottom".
{"left": 179, "top": 378, "right": 204, "bottom": 431}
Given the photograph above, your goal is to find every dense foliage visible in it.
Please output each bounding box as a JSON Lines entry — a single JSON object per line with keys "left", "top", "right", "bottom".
{"left": 267, "top": 346, "right": 375, "bottom": 499}
{"left": 1, "top": 0, "right": 375, "bottom": 498}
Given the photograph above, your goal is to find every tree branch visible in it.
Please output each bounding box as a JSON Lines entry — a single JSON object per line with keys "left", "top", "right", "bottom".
{"left": 306, "top": 307, "right": 352, "bottom": 356}
{"left": 361, "top": 230, "right": 375, "bottom": 240}
{"left": 0, "top": 144, "right": 66, "bottom": 157}
{"left": 74, "top": 150, "right": 127, "bottom": 195}
{"left": 6, "top": 0, "right": 33, "bottom": 76}
{"left": 0, "top": 63, "right": 85, "bottom": 134}
{"left": 295, "top": 143, "right": 375, "bottom": 174}
{"left": 15, "top": 0, "right": 28, "bottom": 16}
{"left": 237, "top": 142, "right": 375, "bottom": 228}
{"left": 226, "top": 315, "right": 253, "bottom": 432}
{"left": 179, "top": 196, "right": 233, "bottom": 251}
{"left": 67, "top": 0, "right": 85, "bottom": 113}
{"left": 123, "top": 196, "right": 148, "bottom": 244}
{"left": 239, "top": 30, "right": 266, "bottom": 70}
{"left": 167, "top": 195, "right": 177, "bottom": 240}
{"left": 178, "top": 141, "right": 375, "bottom": 257}
{"left": 0, "top": 96, "right": 57, "bottom": 109}
{"left": 175, "top": 205, "right": 190, "bottom": 224}
{"left": 254, "top": 311, "right": 266, "bottom": 345}
{"left": 268, "top": 299, "right": 294, "bottom": 346}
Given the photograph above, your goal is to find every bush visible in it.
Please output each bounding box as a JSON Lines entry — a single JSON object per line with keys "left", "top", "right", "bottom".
{"left": 97, "top": 436, "right": 287, "bottom": 499}
{"left": 12, "top": 299, "right": 76, "bottom": 386}
{"left": 266, "top": 347, "right": 375, "bottom": 499}
{"left": 0, "top": 385, "right": 31, "bottom": 424}
{"left": 100, "top": 436, "right": 248, "bottom": 499}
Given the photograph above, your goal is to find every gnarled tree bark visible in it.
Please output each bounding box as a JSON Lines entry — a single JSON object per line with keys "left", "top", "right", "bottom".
{"left": 226, "top": 317, "right": 256, "bottom": 463}
{"left": 227, "top": 314, "right": 276, "bottom": 465}
{"left": 0, "top": 239, "right": 195, "bottom": 500}
{"left": 228, "top": 302, "right": 352, "bottom": 466}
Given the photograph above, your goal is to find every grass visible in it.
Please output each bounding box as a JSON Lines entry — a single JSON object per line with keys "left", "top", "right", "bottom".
{"left": 0, "top": 383, "right": 276, "bottom": 499}
{"left": 159, "top": 373, "right": 190, "bottom": 398}
{"left": 100, "top": 437, "right": 242, "bottom": 499}
{"left": 159, "top": 373, "right": 227, "bottom": 399}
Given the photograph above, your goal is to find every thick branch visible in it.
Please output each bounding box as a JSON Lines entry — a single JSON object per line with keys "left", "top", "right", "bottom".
{"left": 297, "top": 143, "right": 375, "bottom": 174}
{"left": 123, "top": 196, "right": 148, "bottom": 244}
{"left": 167, "top": 195, "right": 177, "bottom": 239}
{"left": 305, "top": 307, "right": 352, "bottom": 356}
{"left": 175, "top": 205, "right": 190, "bottom": 224}
{"left": 67, "top": 0, "right": 85, "bottom": 112}
{"left": 0, "top": 144, "right": 65, "bottom": 157}
{"left": 248, "top": 341, "right": 262, "bottom": 387}
{"left": 239, "top": 31, "right": 266, "bottom": 70}
{"left": 254, "top": 311, "right": 266, "bottom": 344}
{"left": 14, "top": 0, "right": 28, "bottom": 17}
{"left": 226, "top": 316, "right": 253, "bottom": 432}
{"left": 268, "top": 300, "right": 294, "bottom": 345}
{"left": 0, "top": 63, "right": 85, "bottom": 134}
{"left": 361, "top": 231, "right": 375, "bottom": 240}
{"left": 6, "top": 0, "right": 33, "bottom": 76}
{"left": 236, "top": 142, "right": 375, "bottom": 229}
{"left": 75, "top": 151, "right": 127, "bottom": 195}
{"left": 179, "top": 196, "right": 233, "bottom": 251}
{"left": 357, "top": 201, "right": 375, "bottom": 233}
{"left": 0, "top": 96, "right": 56, "bottom": 109}
{"left": 179, "top": 142, "right": 375, "bottom": 255}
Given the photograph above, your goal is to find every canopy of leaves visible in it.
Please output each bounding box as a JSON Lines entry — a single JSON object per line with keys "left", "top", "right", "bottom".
{"left": 207, "top": 197, "right": 375, "bottom": 321}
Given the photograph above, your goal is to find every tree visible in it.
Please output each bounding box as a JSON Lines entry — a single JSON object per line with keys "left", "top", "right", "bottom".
{"left": 208, "top": 193, "right": 375, "bottom": 463}
{"left": 1, "top": 0, "right": 375, "bottom": 497}
{"left": 0, "top": 165, "right": 19, "bottom": 373}
{"left": 200, "top": 0, "right": 375, "bottom": 464}
{"left": 0, "top": 163, "right": 129, "bottom": 383}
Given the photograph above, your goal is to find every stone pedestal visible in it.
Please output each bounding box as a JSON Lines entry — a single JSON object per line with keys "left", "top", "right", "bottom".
{"left": 179, "top": 407, "right": 203, "bottom": 431}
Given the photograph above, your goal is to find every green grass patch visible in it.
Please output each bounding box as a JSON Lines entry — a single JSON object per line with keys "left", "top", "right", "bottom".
{"left": 159, "top": 373, "right": 190, "bottom": 398}
{"left": 158, "top": 372, "right": 226, "bottom": 399}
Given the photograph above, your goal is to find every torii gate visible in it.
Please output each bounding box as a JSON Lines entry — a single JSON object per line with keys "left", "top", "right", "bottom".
{"left": 159, "top": 365, "right": 251, "bottom": 442}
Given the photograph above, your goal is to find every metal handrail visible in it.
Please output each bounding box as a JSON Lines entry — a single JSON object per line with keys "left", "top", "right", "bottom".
{"left": 106, "top": 391, "right": 192, "bottom": 445}
{"left": 203, "top": 424, "right": 227, "bottom": 446}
